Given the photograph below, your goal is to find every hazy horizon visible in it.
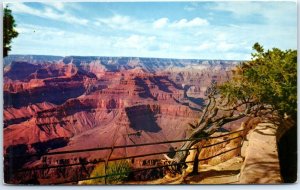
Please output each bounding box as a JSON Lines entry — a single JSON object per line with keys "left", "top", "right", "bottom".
{"left": 5, "top": 53, "right": 247, "bottom": 61}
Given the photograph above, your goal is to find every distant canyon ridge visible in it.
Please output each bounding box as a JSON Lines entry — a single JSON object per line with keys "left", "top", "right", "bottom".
{"left": 3, "top": 55, "right": 242, "bottom": 180}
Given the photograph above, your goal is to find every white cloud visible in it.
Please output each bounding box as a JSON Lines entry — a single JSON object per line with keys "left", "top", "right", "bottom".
{"left": 10, "top": 3, "right": 88, "bottom": 25}
{"left": 10, "top": 3, "right": 40, "bottom": 15}
{"left": 159, "top": 43, "right": 171, "bottom": 50}
{"left": 95, "top": 15, "right": 133, "bottom": 28}
{"left": 180, "top": 42, "right": 214, "bottom": 52}
{"left": 97, "top": 15, "right": 131, "bottom": 27}
{"left": 13, "top": 24, "right": 161, "bottom": 57}
{"left": 208, "top": 2, "right": 296, "bottom": 52}
{"left": 16, "top": 24, "right": 66, "bottom": 37}
{"left": 197, "top": 42, "right": 214, "bottom": 51}
{"left": 43, "top": 2, "right": 65, "bottom": 11}
{"left": 210, "top": 1, "right": 296, "bottom": 25}
{"left": 170, "top": 17, "right": 209, "bottom": 28}
{"left": 211, "top": 2, "right": 262, "bottom": 16}
{"left": 94, "top": 14, "right": 147, "bottom": 32}
{"left": 153, "top": 18, "right": 169, "bottom": 29}
{"left": 183, "top": 2, "right": 199, "bottom": 12}
{"left": 152, "top": 17, "right": 209, "bottom": 30}
{"left": 43, "top": 8, "right": 88, "bottom": 25}
{"left": 12, "top": 24, "right": 114, "bottom": 56}
{"left": 184, "top": 6, "right": 196, "bottom": 12}
{"left": 217, "top": 41, "right": 236, "bottom": 52}
{"left": 114, "top": 35, "right": 157, "bottom": 50}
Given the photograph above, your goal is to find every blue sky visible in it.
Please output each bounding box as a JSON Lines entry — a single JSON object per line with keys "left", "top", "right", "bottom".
{"left": 6, "top": 1, "right": 297, "bottom": 60}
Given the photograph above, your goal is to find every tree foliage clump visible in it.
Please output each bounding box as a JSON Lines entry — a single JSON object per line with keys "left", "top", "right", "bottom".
{"left": 3, "top": 6, "right": 19, "bottom": 57}
{"left": 220, "top": 43, "right": 297, "bottom": 120}
{"left": 81, "top": 160, "right": 132, "bottom": 184}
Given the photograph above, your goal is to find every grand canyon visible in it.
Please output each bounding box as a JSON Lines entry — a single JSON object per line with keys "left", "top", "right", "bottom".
{"left": 4, "top": 55, "right": 246, "bottom": 184}
{"left": 3, "top": 1, "right": 297, "bottom": 185}
{"left": 3, "top": 52, "right": 296, "bottom": 184}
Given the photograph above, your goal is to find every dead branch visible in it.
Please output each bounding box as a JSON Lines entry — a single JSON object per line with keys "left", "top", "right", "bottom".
{"left": 164, "top": 82, "right": 259, "bottom": 163}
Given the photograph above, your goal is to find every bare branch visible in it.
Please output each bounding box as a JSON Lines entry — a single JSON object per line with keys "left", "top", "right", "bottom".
{"left": 217, "top": 100, "right": 253, "bottom": 111}
{"left": 196, "top": 97, "right": 211, "bottom": 126}
{"left": 188, "top": 123, "right": 197, "bottom": 129}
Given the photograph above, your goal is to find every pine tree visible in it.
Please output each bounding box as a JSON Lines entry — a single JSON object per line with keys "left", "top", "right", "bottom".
{"left": 3, "top": 6, "right": 19, "bottom": 57}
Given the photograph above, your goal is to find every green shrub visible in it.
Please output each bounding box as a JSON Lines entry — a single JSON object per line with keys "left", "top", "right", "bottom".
{"left": 81, "top": 160, "right": 132, "bottom": 184}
